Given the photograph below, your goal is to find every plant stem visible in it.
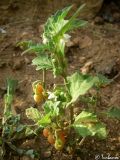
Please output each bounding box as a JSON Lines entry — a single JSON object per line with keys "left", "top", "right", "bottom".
{"left": 63, "top": 76, "right": 69, "bottom": 91}
{"left": 43, "top": 69, "right": 46, "bottom": 89}
{"left": 63, "top": 75, "right": 74, "bottom": 124}
{"left": 70, "top": 105, "right": 74, "bottom": 124}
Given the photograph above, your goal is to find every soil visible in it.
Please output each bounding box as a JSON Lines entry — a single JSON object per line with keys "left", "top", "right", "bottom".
{"left": 0, "top": 0, "right": 120, "bottom": 160}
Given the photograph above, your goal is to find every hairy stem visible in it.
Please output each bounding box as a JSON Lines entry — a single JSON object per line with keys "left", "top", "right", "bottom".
{"left": 43, "top": 69, "right": 46, "bottom": 89}
{"left": 63, "top": 74, "right": 74, "bottom": 124}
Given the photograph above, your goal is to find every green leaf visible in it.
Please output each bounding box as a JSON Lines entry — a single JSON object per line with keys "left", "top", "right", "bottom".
{"left": 68, "top": 72, "right": 99, "bottom": 103}
{"left": 21, "top": 43, "right": 48, "bottom": 55}
{"left": 26, "top": 107, "right": 41, "bottom": 123}
{"left": 43, "top": 4, "right": 87, "bottom": 56}
{"left": 74, "top": 111, "right": 98, "bottom": 123}
{"left": 106, "top": 107, "right": 120, "bottom": 120}
{"left": 73, "top": 123, "right": 92, "bottom": 137}
{"left": 25, "top": 127, "right": 34, "bottom": 136}
{"left": 43, "top": 5, "right": 73, "bottom": 43}
{"left": 32, "top": 55, "right": 52, "bottom": 70}
{"left": 37, "top": 113, "right": 51, "bottom": 127}
{"left": 43, "top": 100, "right": 61, "bottom": 116}
{"left": 54, "top": 5, "right": 73, "bottom": 22}
{"left": 54, "top": 4, "right": 87, "bottom": 40}
{"left": 4, "top": 79, "right": 18, "bottom": 119}
{"left": 68, "top": 19, "right": 87, "bottom": 31}
{"left": 93, "top": 123, "right": 107, "bottom": 139}
{"left": 17, "top": 41, "right": 34, "bottom": 50}
{"left": 16, "top": 124, "right": 25, "bottom": 133}
{"left": 73, "top": 111, "right": 107, "bottom": 138}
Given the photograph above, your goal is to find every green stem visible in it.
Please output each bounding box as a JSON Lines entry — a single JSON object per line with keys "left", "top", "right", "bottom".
{"left": 63, "top": 75, "right": 74, "bottom": 124}
{"left": 43, "top": 69, "right": 46, "bottom": 89}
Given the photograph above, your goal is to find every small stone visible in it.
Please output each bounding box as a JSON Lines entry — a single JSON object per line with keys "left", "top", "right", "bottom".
{"left": 85, "top": 61, "right": 93, "bottom": 67}
{"left": 80, "top": 61, "right": 93, "bottom": 74}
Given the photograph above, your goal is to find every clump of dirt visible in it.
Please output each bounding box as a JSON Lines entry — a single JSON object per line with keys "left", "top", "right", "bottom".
{"left": 0, "top": 0, "right": 120, "bottom": 160}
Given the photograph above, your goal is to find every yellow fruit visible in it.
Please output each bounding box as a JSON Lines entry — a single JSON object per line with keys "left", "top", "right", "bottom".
{"left": 54, "top": 139, "right": 64, "bottom": 150}
{"left": 35, "top": 83, "right": 43, "bottom": 94}
{"left": 56, "top": 130, "right": 66, "bottom": 143}
{"left": 47, "top": 134, "right": 55, "bottom": 144}
{"left": 34, "top": 94, "right": 43, "bottom": 103}
{"left": 43, "top": 128, "right": 50, "bottom": 137}
{"left": 60, "top": 133, "right": 66, "bottom": 143}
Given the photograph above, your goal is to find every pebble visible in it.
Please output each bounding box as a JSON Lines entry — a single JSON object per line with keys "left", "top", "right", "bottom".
{"left": 80, "top": 61, "right": 93, "bottom": 74}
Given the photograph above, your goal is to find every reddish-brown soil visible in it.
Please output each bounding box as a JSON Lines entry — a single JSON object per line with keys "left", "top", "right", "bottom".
{"left": 0, "top": 0, "right": 120, "bottom": 160}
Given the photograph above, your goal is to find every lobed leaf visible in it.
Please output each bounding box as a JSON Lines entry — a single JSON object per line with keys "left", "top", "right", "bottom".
{"left": 68, "top": 72, "right": 99, "bottom": 103}
{"left": 32, "top": 55, "right": 52, "bottom": 70}
{"left": 54, "top": 4, "right": 87, "bottom": 40}
{"left": 43, "top": 5, "right": 73, "bottom": 43}
{"left": 43, "top": 100, "right": 61, "bottom": 116}
{"left": 73, "top": 111, "right": 107, "bottom": 138}
{"left": 74, "top": 111, "right": 98, "bottom": 123}
{"left": 26, "top": 107, "right": 42, "bottom": 123}
{"left": 22, "top": 44, "right": 48, "bottom": 55}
